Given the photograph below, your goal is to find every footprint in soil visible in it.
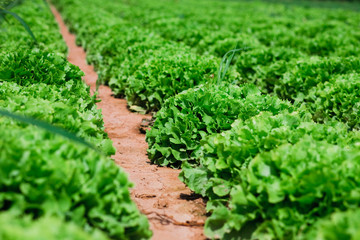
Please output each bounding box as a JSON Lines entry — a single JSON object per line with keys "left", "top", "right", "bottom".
{"left": 155, "top": 198, "right": 169, "bottom": 209}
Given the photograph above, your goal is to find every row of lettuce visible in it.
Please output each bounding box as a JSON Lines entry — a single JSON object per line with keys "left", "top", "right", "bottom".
{"left": 86, "top": 0, "right": 360, "bottom": 57}
{"left": 149, "top": 84, "right": 360, "bottom": 239}
{"left": 52, "top": 0, "right": 225, "bottom": 113}
{"left": 0, "top": 1, "right": 151, "bottom": 239}
{"left": 54, "top": 0, "right": 360, "bottom": 130}
{"left": 52, "top": 0, "right": 360, "bottom": 239}
{"left": 98, "top": 0, "right": 360, "bottom": 130}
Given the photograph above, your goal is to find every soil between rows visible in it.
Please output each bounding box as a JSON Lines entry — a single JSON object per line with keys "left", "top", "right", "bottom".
{"left": 51, "top": 6, "right": 207, "bottom": 240}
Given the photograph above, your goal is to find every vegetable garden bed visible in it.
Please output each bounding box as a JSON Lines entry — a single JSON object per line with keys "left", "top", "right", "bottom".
{"left": 0, "top": 1, "right": 151, "bottom": 239}
{"left": 52, "top": 7, "right": 207, "bottom": 239}
{"left": 3, "top": 0, "right": 360, "bottom": 239}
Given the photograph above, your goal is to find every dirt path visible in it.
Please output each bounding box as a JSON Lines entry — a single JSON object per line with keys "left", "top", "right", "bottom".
{"left": 51, "top": 6, "right": 206, "bottom": 240}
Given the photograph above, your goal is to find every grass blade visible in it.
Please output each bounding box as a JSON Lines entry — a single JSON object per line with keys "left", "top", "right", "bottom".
{"left": 0, "top": 109, "right": 100, "bottom": 153}
{"left": 4, "top": 0, "right": 22, "bottom": 10}
{"left": 217, "top": 47, "right": 251, "bottom": 85}
{"left": 0, "top": 9, "right": 37, "bottom": 42}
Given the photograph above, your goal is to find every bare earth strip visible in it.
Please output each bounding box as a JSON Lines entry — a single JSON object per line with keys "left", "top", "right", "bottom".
{"left": 51, "top": 6, "right": 206, "bottom": 240}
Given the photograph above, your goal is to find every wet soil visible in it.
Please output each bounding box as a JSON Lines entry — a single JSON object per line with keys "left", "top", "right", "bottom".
{"left": 51, "top": 6, "right": 207, "bottom": 240}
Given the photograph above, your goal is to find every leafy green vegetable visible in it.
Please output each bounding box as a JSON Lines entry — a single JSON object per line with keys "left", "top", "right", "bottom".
{"left": 0, "top": 55, "right": 111, "bottom": 153}
{"left": 0, "top": 0, "right": 67, "bottom": 55}
{"left": 49, "top": 0, "right": 360, "bottom": 239}
{"left": 126, "top": 47, "right": 218, "bottom": 112}
{"left": 206, "top": 138, "right": 360, "bottom": 239}
{"left": 181, "top": 111, "right": 357, "bottom": 206}
{"left": 0, "top": 50, "right": 83, "bottom": 86}
{"left": 274, "top": 56, "right": 360, "bottom": 101}
{"left": 0, "top": 213, "right": 109, "bottom": 240}
{"left": 52, "top": 0, "right": 219, "bottom": 113}
{"left": 303, "top": 209, "right": 360, "bottom": 240}
{"left": 0, "top": 9, "right": 37, "bottom": 42}
{"left": 147, "top": 83, "right": 295, "bottom": 167}
{"left": 1, "top": 125, "right": 151, "bottom": 240}
{"left": 0, "top": 108, "right": 99, "bottom": 153}
{"left": 0, "top": 1, "right": 152, "bottom": 239}
{"left": 305, "top": 73, "right": 360, "bottom": 129}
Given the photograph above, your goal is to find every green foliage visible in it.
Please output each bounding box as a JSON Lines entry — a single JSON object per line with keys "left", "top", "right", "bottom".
{"left": 236, "top": 47, "right": 305, "bottom": 93}
{"left": 0, "top": 0, "right": 67, "bottom": 55}
{"left": 0, "top": 52, "right": 111, "bottom": 152}
{"left": 107, "top": 38, "right": 167, "bottom": 96}
{"left": 48, "top": 0, "right": 360, "bottom": 239}
{"left": 0, "top": 49, "right": 151, "bottom": 240}
{"left": 53, "top": 0, "right": 360, "bottom": 129}
{"left": 0, "top": 109, "right": 98, "bottom": 153}
{"left": 274, "top": 56, "right": 360, "bottom": 101}
{"left": 0, "top": 0, "right": 152, "bottom": 239}
{"left": 198, "top": 32, "right": 261, "bottom": 57}
{"left": 146, "top": 83, "right": 295, "bottom": 167}
{"left": 89, "top": 0, "right": 360, "bottom": 57}
{"left": 0, "top": 125, "right": 151, "bottom": 240}
{"left": 303, "top": 209, "right": 360, "bottom": 240}
{"left": 0, "top": 8, "right": 37, "bottom": 42}
{"left": 83, "top": 0, "right": 360, "bottom": 128}
{"left": 305, "top": 73, "right": 360, "bottom": 129}
{"left": 237, "top": 53, "right": 360, "bottom": 128}
{"left": 51, "top": 0, "right": 220, "bottom": 112}
{"left": 0, "top": 50, "right": 84, "bottom": 86}
{"left": 126, "top": 47, "right": 218, "bottom": 112}
{"left": 0, "top": 213, "right": 109, "bottom": 240}
{"left": 205, "top": 138, "right": 360, "bottom": 239}
{"left": 0, "top": 0, "right": 12, "bottom": 8}
{"left": 180, "top": 111, "right": 358, "bottom": 214}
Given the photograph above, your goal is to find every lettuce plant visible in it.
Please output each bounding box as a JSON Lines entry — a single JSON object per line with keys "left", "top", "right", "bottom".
{"left": 147, "top": 83, "right": 295, "bottom": 167}
{"left": 205, "top": 138, "right": 360, "bottom": 239}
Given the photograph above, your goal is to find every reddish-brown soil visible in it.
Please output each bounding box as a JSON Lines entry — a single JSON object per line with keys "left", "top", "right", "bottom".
{"left": 51, "top": 6, "right": 207, "bottom": 240}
